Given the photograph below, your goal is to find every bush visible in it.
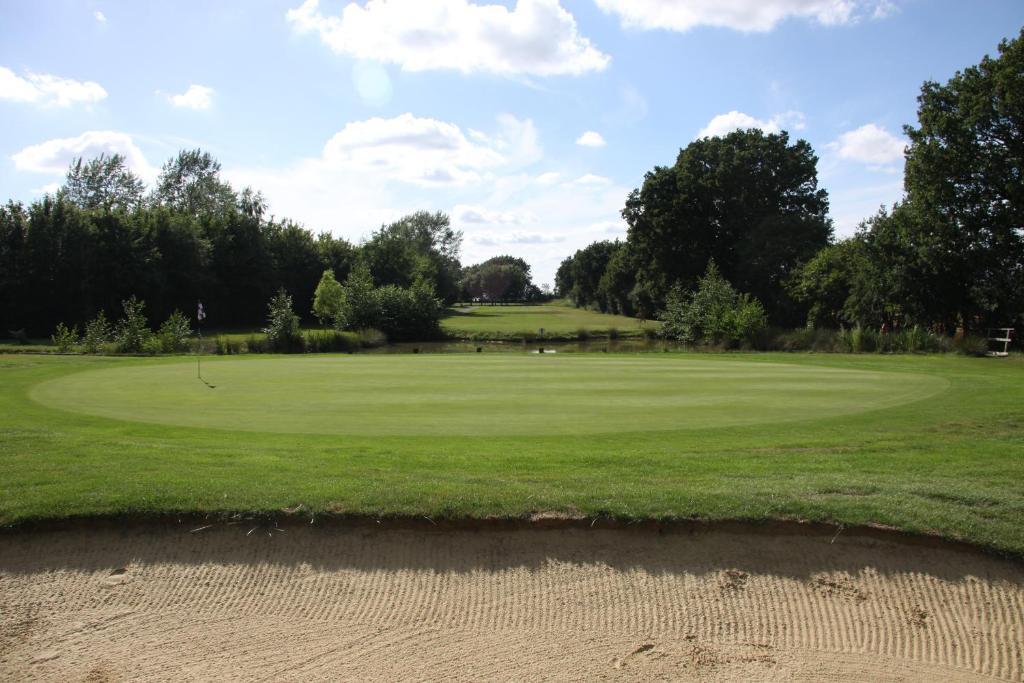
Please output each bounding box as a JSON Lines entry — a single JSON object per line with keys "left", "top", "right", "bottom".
{"left": 954, "top": 334, "right": 989, "bottom": 356}
{"left": 369, "top": 280, "right": 443, "bottom": 342}
{"left": 157, "top": 310, "right": 193, "bottom": 353}
{"left": 82, "top": 311, "right": 112, "bottom": 353}
{"left": 263, "top": 289, "right": 304, "bottom": 353}
{"left": 6, "top": 328, "right": 28, "bottom": 344}
{"left": 660, "top": 261, "right": 766, "bottom": 347}
{"left": 312, "top": 269, "right": 347, "bottom": 329}
{"left": 246, "top": 334, "right": 267, "bottom": 353}
{"left": 114, "top": 297, "right": 152, "bottom": 353}
{"left": 837, "top": 325, "right": 879, "bottom": 353}
{"left": 356, "top": 328, "right": 387, "bottom": 348}
{"left": 141, "top": 335, "right": 164, "bottom": 355}
{"left": 341, "top": 263, "right": 378, "bottom": 331}
{"left": 576, "top": 327, "right": 591, "bottom": 341}
{"left": 304, "top": 329, "right": 360, "bottom": 353}
{"left": 51, "top": 322, "right": 79, "bottom": 352}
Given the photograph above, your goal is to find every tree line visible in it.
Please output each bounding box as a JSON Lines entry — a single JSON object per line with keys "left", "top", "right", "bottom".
{"left": 557, "top": 30, "right": 1023, "bottom": 339}
{"left": 0, "top": 150, "right": 542, "bottom": 338}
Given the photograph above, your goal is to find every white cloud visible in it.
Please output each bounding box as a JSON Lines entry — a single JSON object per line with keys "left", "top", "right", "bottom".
{"left": 94, "top": 10, "right": 107, "bottom": 23}
{"left": 454, "top": 204, "right": 535, "bottom": 224}
{"left": 0, "top": 66, "right": 107, "bottom": 107}
{"left": 569, "top": 173, "right": 613, "bottom": 186}
{"left": 11, "top": 130, "right": 156, "bottom": 182}
{"left": 697, "top": 110, "right": 805, "bottom": 138}
{"left": 320, "top": 112, "right": 516, "bottom": 185}
{"left": 225, "top": 114, "right": 627, "bottom": 286}
{"left": 828, "top": 123, "right": 906, "bottom": 166}
{"left": 169, "top": 84, "right": 215, "bottom": 110}
{"left": 286, "top": 0, "right": 609, "bottom": 76}
{"left": 594, "top": 0, "right": 898, "bottom": 32}
{"left": 590, "top": 220, "right": 627, "bottom": 236}
{"left": 31, "top": 182, "right": 61, "bottom": 196}
{"left": 575, "top": 130, "right": 606, "bottom": 147}
{"left": 472, "top": 230, "right": 564, "bottom": 246}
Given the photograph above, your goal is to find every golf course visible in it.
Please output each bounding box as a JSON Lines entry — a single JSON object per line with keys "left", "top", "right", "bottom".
{"left": 2, "top": 351, "right": 1022, "bottom": 555}
{"left": 3, "top": 349, "right": 1024, "bottom": 681}
{"left": 3, "top": 10, "right": 1023, "bottom": 678}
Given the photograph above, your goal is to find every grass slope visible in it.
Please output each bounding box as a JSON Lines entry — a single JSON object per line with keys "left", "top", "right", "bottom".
{"left": 442, "top": 301, "right": 651, "bottom": 337}
{"left": 2, "top": 352, "right": 1023, "bottom": 554}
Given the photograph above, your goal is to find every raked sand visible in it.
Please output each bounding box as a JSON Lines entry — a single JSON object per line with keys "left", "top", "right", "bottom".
{"left": 1, "top": 524, "right": 1021, "bottom": 682}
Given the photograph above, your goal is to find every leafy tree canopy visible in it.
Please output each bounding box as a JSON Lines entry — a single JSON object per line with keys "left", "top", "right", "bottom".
{"left": 623, "top": 129, "right": 831, "bottom": 325}
{"left": 62, "top": 153, "right": 145, "bottom": 212}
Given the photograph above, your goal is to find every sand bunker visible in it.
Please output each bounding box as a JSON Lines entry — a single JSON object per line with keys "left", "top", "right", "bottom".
{"left": 1, "top": 524, "right": 1021, "bottom": 681}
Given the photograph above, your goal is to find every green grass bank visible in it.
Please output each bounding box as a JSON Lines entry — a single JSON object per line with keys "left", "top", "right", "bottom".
{"left": 1, "top": 352, "right": 1022, "bottom": 555}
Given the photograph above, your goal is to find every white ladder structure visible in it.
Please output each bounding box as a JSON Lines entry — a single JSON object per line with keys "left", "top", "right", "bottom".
{"left": 986, "top": 328, "right": 1014, "bottom": 357}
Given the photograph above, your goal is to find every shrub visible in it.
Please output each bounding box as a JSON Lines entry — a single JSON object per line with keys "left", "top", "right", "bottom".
{"left": 607, "top": 327, "right": 619, "bottom": 340}
{"left": 356, "top": 329, "right": 387, "bottom": 348}
{"left": 141, "top": 335, "right": 164, "bottom": 355}
{"left": 341, "top": 263, "right": 378, "bottom": 331}
{"left": 246, "top": 334, "right": 267, "bottom": 353}
{"left": 157, "top": 310, "right": 193, "bottom": 353}
{"left": 7, "top": 328, "right": 28, "bottom": 344}
{"left": 82, "top": 311, "right": 112, "bottom": 353}
{"left": 954, "top": 334, "right": 988, "bottom": 356}
{"left": 51, "top": 322, "right": 79, "bottom": 352}
{"left": 312, "top": 269, "right": 347, "bottom": 329}
{"left": 305, "top": 329, "right": 360, "bottom": 353}
{"left": 264, "top": 288, "right": 304, "bottom": 353}
{"left": 114, "top": 296, "right": 153, "bottom": 353}
{"left": 369, "top": 280, "right": 443, "bottom": 341}
{"left": 660, "top": 261, "right": 766, "bottom": 347}
{"left": 576, "top": 327, "right": 591, "bottom": 341}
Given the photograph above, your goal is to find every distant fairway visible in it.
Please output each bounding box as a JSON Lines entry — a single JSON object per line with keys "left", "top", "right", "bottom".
{"left": 442, "top": 301, "right": 650, "bottom": 336}
{"left": 31, "top": 355, "right": 946, "bottom": 436}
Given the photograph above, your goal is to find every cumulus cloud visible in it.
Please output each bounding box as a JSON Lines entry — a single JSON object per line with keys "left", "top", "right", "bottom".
{"left": 535, "top": 171, "right": 561, "bottom": 185}
{"left": 697, "top": 110, "right": 805, "bottom": 138}
{"left": 472, "top": 230, "right": 564, "bottom": 246}
{"left": 590, "top": 220, "right": 627, "bottom": 236}
{"left": 0, "top": 66, "right": 107, "bottom": 107}
{"left": 11, "top": 130, "right": 156, "bottom": 181}
{"left": 94, "top": 10, "right": 107, "bottom": 23}
{"left": 593, "top": 0, "right": 898, "bottom": 32}
{"left": 828, "top": 123, "right": 906, "bottom": 166}
{"left": 319, "top": 112, "right": 519, "bottom": 185}
{"left": 575, "top": 131, "right": 606, "bottom": 147}
{"left": 454, "top": 204, "right": 535, "bottom": 224}
{"left": 169, "top": 84, "right": 215, "bottom": 110}
{"left": 286, "top": 0, "right": 609, "bottom": 76}
{"left": 569, "top": 173, "right": 613, "bottom": 186}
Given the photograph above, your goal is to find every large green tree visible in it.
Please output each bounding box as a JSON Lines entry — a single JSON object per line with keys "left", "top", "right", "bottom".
{"left": 361, "top": 211, "right": 462, "bottom": 304}
{"left": 622, "top": 129, "right": 831, "bottom": 325}
{"left": 62, "top": 154, "right": 145, "bottom": 212}
{"left": 153, "top": 149, "right": 237, "bottom": 217}
{"left": 899, "top": 28, "right": 1024, "bottom": 328}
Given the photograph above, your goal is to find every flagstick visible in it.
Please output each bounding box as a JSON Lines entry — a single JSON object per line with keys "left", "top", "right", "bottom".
{"left": 197, "top": 324, "right": 202, "bottom": 381}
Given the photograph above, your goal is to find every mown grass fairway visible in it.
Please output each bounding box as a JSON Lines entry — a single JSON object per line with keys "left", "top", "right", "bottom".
{"left": 442, "top": 301, "right": 650, "bottom": 336}
{"left": 2, "top": 352, "right": 1023, "bottom": 554}
{"left": 30, "top": 356, "right": 946, "bottom": 436}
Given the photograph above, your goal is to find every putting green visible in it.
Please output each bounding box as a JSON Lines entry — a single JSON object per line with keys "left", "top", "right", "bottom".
{"left": 30, "top": 355, "right": 948, "bottom": 437}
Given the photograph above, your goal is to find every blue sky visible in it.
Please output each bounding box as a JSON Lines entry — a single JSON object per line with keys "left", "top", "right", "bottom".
{"left": 2, "top": 0, "right": 1022, "bottom": 286}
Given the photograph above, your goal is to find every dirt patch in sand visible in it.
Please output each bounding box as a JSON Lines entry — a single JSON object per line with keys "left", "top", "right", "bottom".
{"left": 1, "top": 524, "right": 1021, "bottom": 681}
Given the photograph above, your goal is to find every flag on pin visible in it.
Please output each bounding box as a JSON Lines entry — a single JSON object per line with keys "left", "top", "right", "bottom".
{"left": 197, "top": 301, "right": 206, "bottom": 321}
